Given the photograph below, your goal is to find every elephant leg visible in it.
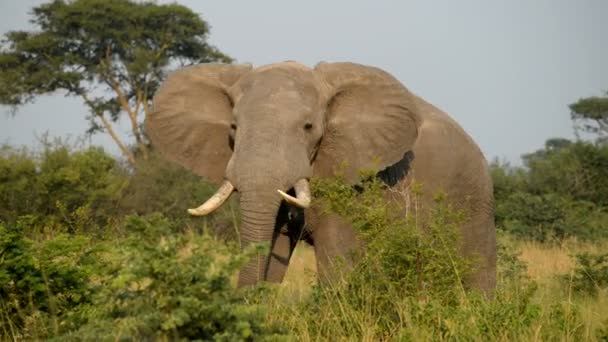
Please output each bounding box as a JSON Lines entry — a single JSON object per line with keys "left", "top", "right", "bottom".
{"left": 310, "top": 213, "right": 361, "bottom": 284}
{"left": 265, "top": 229, "right": 298, "bottom": 283}
{"left": 460, "top": 213, "right": 497, "bottom": 297}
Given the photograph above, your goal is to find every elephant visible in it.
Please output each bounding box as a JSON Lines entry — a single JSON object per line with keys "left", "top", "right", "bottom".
{"left": 145, "top": 61, "right": 496, "bottom": 295}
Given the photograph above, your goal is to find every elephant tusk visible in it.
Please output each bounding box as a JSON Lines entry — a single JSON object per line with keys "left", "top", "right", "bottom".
{"left": 188, "top": 180, "right": 235, "bottom": 216}
{"left": 278, "top": 178, "right": 311, "bottom": 209}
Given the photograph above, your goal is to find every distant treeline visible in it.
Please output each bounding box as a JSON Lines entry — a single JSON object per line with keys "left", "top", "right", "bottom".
{"left": 492, "top": 138, "right": 608, "bottom": 241}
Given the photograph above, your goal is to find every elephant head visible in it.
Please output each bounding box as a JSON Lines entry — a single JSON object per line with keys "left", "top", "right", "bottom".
{"left": 146, "top": 61, "right": 420, "bottom": 286}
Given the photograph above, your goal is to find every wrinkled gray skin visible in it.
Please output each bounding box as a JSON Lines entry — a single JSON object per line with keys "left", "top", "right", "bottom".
{"left": 146, "top": 61, "right": 496, "bottom": 295}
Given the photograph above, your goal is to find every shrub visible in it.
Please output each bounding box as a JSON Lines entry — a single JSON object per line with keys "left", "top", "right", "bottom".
{"left": 0, "top": 143, "right": 238, "bottom": 240}
{"left": 0, "top": 221, "right": 97, "bottom": 338}
{"left": 1, "top": 213, "right": 286, "bottom": 340}
{"left": 0, "top": 143, "right": 125, "bottom": 232}
{"left": 567, "top": 251, "right": 608, "bottom": 296}
{"left": 525, "top": 142, "right": 608, "bottom": 206}
{"left": 496, "top": 192, "right": 608, "bottom": 242}
{"left": 55, "top": 214, "right": 285, "bottom": 341}
{"left": 496, "top": 232, "right": 529, "bottom": 284}
{"left": 491, "top": 141, "right": 608, "bottom": 242}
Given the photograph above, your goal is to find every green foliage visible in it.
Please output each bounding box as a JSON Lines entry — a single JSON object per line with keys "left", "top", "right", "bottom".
{"left": 59, "top": 215, "right": 284, "bottom": 341}
{"left": 1, "top": 0, "right": 231, "bottom": 107}
{"left": 0, "top": 210, "right": 284, "bottom": 340}
{"left": 570, "top": 92, "right": 608, "bottom": 142}
{"left": 0, "top": 142, "right": 125, "bottom": 231}
{"left": 491, "top": 141, "right": 608, "bottom": 242}
{"left": 301, "top": 176, "right": 471, "bottom": 336}
{"left": 524, "top": 141, "right": 608, "bottom": 206}
{"left": 489, "top": 159, "right": 527, "bottom": 203}
{"left": 496, "top": 232, "right": 528, "bottom": 285}
{"left": 497, "top": 192, "right": 606, "bottom": 241}
{"left": 567, "top": 251, "right": 608, "bottom": 296}
{"left": 0, "top": 222, "right": 96, "bottom": 338}
{"left": 0, "top": 143, "right": 238, "bottom": 239}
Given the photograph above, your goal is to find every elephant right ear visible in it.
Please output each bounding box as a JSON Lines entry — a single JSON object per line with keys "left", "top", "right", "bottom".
{"left": 146, "top": 63, "right": 252, "bottom": 184}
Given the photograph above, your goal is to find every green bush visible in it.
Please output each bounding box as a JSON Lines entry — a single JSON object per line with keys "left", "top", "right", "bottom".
{"left": 0, "top": 221, "right": 97, "bottom": 338}
{"left": 490, "top": 159, "right": 527, "bottom": 202}
{"left": 491, "top": 141, "right": 608, "bottom": 242}
{"left": 0, "top": 143, "right": 238, "bottom": 240}
{"left": 1, "top": 213, "right": 285, "bottom": 340}
{"left": 525, "top": 141, "right": 608, "bottom": 206}
{"left": 58, "top": 214, "right": 284, "bottom": 341}
{"left": 496, "top": 192, "right": 608, "bottom": 242}
{"left": 496, "top": 232, "right": 529, "bottom": 284}
{"left": 0, "top": 143, "right": 125, "bottom": 232}
{"left": 567, "top": 251, "right": 608, "bottom": 296}
{"left": 0, "top": 141, "right": 276, "bottom": 339}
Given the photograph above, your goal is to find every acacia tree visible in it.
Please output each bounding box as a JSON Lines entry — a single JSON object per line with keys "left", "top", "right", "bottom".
{"left": 0, "top": 0, "right": 232, "bottom": 165}
{"left": 570, "top": 91, "right": 608, "bottom": 144}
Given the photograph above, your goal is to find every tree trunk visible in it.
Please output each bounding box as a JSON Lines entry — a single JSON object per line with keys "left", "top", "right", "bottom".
{"left": 97, "top": 113, "right": 136, "bottom": 166}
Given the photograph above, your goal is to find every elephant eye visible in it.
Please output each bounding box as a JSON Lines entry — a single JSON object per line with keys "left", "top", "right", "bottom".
{"left": 230, "top": 123, "right": 237, "bottom": 130}
{"left": 304, "top": 122, "right": 313, "bottom": 131}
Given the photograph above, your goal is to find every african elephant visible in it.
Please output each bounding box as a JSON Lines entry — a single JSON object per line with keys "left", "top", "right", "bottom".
{"left": 145, "top": 61, "right": 496, "bottom": 295}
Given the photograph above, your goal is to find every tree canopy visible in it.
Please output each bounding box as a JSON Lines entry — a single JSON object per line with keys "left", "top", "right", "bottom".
{"left": 0, "top": 0, "right": 232, "bottom": 165}
{"left": 570, "top": 92, "right": 608, "bottom": 143}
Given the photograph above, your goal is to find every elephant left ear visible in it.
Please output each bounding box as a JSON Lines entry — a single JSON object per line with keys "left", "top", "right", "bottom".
{"left": 313, "top": 62, "right": 421, "bottom": 183}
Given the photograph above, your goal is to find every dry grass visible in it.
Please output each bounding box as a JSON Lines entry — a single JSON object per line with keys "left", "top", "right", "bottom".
{"left": 281, "top": 244, "right": 317, "bottom": 300}
{"left": 518, "top": 239, "right": 608, "bottom": 281}
{"left": 519, "top": 241, "right": 576, "bottom": 282}
{"left": 517, "top": 239, "right": 608, "bottom": 340}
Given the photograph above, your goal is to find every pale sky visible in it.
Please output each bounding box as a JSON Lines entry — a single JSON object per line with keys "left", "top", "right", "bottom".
{"left": 1, "top": 0, "right": 607, "bottom": 164}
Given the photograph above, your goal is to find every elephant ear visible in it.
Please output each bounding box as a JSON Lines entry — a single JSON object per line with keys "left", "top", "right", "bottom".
{"left": 313, "top": 62, "right": 420, "bottom": 183}
{"left": 146, "top": 63, "right": 252, "bottom": 184}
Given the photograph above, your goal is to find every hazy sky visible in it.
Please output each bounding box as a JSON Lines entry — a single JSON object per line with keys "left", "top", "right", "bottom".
{"left": 1, "top": 0, "right": 607, "bottom": 164}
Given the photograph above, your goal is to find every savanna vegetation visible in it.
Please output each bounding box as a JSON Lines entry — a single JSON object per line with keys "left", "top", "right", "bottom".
{"left": 1, "top": 0, "right": 607, "bottom": 340}
{"left": 1, "top": 138, "right": 607, "bottom": 340}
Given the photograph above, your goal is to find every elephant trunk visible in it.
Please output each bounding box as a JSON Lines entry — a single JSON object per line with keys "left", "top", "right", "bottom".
{"left": 229, "top": 126, "right": 312, "bottom": 286}
{"left": 236, "top": 187, "right": 283, "bottom": 287}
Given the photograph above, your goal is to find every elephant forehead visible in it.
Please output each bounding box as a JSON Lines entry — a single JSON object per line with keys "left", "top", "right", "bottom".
{"left": 255, "top": 60, "right": 311, "bottom": 73}
{"left": 235, "top": 90, "right": 319, "bottom": 119}
{"left": 238, "top": 63, "right": 319, "bottom": 91}
{"left": 236, "top": 75, "right": 321, "bottom": 109}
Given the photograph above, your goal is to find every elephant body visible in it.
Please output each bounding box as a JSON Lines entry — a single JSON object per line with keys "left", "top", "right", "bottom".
{"left": 302, "top": 94, "right": 496, "bottom": 293}
{"left": 146, "top": 61, "right": 496, "bottom": 295}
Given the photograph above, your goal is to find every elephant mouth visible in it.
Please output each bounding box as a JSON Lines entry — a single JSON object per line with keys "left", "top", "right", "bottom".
{"left": 277, "top": 178, "right": 311, "bottom": 208}
{"left": 188, "top": 182, "right": 312, "bottom": 248}
{"left": 187, "top": 178, "right": 311, "bottom": 217}
{"left": 275, "top": 192, "right": 310, "bottom": 241}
